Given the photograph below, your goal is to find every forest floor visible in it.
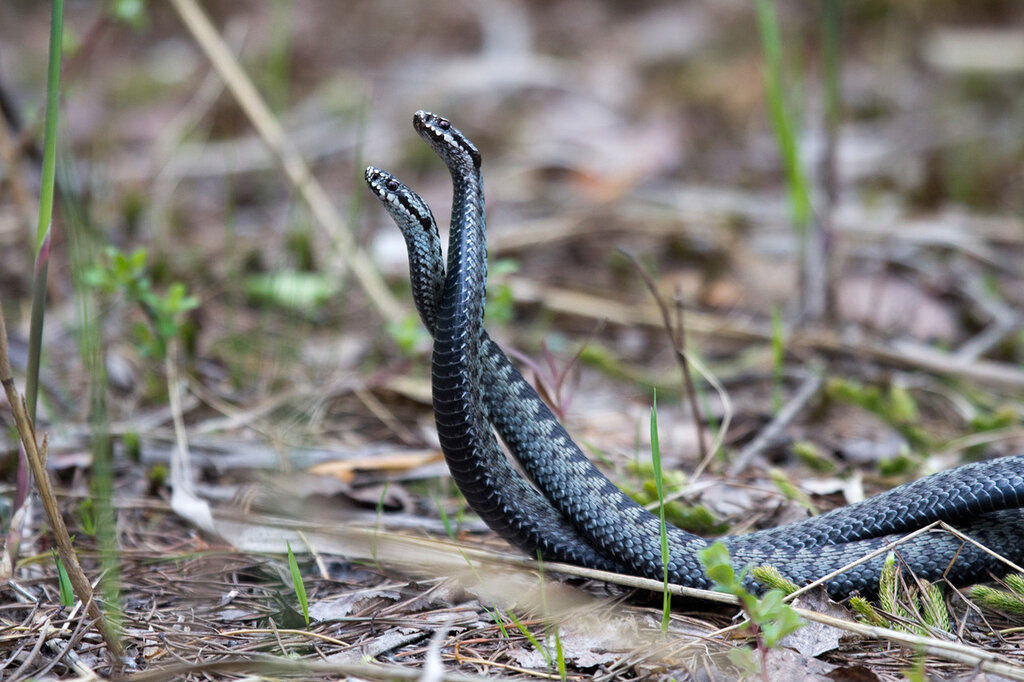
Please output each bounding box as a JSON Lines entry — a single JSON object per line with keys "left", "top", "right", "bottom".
{"left": 2, "top": 1, "right": 1024, "bottom": 680}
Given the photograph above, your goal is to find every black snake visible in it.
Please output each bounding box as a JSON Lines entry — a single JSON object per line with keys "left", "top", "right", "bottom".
{"left": 366, "top": 111, "right": 1024, "bottom": 598}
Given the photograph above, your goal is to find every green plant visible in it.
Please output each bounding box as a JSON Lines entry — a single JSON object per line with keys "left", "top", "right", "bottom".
{"left": 826, "top": 377, "right": 931, "bottom": 452}
{"left": 53, "top": 549, "right": 74, "bottom": 608}
{"left": 77, "top": 498, "right": 97, "bottom": 537}
{"left": 852, "top": 553, "right": 952, "bottom": 635}
{"left": 768, "top": 468, "right": 817, "bottom": 515}
{"left": 286, "top": 541, "right": 309, "bottom": 627}
{"left": 649, "top": 393, "right": 672, "bottom": 635}
{"left": 698, "top": 542, "right": 804, "bottom": 678}
{"left": 755, "top": 0, "right": 812, "bottom": 234}
{"left": 535, "top": 556, "right": 567, "bottom": 681}
{"left": 85, "top": 247, "right": 199, "bottom": 359}
{"left": 971, "top": 574, "right": 1024, "bottom": 615}
{"left": 750, "top": 565, "right": 798, "bottom": 595}
{"left": 508, "top": 610, "right": 553, "bottom": 671}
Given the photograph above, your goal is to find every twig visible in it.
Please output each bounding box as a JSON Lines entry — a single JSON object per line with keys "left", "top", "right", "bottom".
{"left": 0, "top": 301, "right": 123, "bottom": 658}
{"left": 938, "top": 521, "right": 1024, "bottom": 576}
{"left": 112, "top": 654, "right": 506, "bottom": 682}
{"left": 168, "top": 0, "right": 404, "bottom": 324}
{"left": 782, "top": 522, "right": 940, "bottom": 603}
{"left": 165, "top": 338, "right": 214, "bottom": 534}
{"left": 540, "top": 557, "right": 1024, "bottom": 681}
{"left": 622, "top": 252, "right": 710, "bottom": 467}
{"left": 727, "top": 371, "right": 823, "bottom": 476}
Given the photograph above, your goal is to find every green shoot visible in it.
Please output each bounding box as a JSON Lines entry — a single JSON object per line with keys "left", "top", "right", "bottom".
{"left": 751, "top": 565, "right": 798, "bottom": 595}
{"left": 53, "top": 549, "right": 74, "bottom": 608}
{"left": 77, "top": 498, "right": 97, "bottom": 537}
{"left": 553, "top": 628, "right": 566, "bottom": 681}
{"left": 508, "top": 611, "right": 553, "bottom": 671}
{"left": 879, "top": 552, "right": 900, "bottom": 617}
{"left": 920, "top": 581, "right": 949, "bottom": 632}
{"left": 768, "top": 468, "right": 817, "bottom": 514}
{"left": 485, "top": 605, "right": 511, "bottom": 640}
{"left": 286, "top": 541, "right": 309, "bottom": 627}
{"left": 649, "top": 391, "right": 672, "bottom": 635}
{"left": 699, "top": 542, "right": 805, "bottom": 676}
{"left": 22, "top": 0, "right": 65, "bottom": 488}
{"left": 972, "top": 575, "right": 1024, "bottom": 616}
{"left": 873, "top": 554, "right": 952, "bottom": 634}
{"left": 755, "top": 0, "right": 812, "bottom": 233}
{"left": 536, "top": 554, "right": 566, "bottom": 681}
{"left": 85, "top": 247, "right": 199, "bottom": 359}
{"left": 849, "top": 596, "right": 889, "bottom": 627}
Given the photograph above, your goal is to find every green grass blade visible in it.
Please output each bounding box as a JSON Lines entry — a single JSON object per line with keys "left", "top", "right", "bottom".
{"left": 53, "top": 549, "right": 74, "bottom": 607}
{"left": 649, "top": 391, "right": 671, "bottom": 635}
{"left": 756, "top": 0, "right": 812, "bottom": 232}
{"left": 25, "top": 0, "right": 65, "bottom": 425}
{"left": 35, "top": 0, "right": 64, "bottom": 254}
{"left": 508, "top": 611, "right": 552, "bottom": 671}
{"left": 286, "top": 541, "right": 309, "bottom": 627}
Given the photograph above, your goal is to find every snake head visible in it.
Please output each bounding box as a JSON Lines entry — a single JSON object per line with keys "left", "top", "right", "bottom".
{"left": 364, "top": 166, "right": 437, "bottom": 237}
{"left": 413, "top": 110, "right": 482, "bottom": 172}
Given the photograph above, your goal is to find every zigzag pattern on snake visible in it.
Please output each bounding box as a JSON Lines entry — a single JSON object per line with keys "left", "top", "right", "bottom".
{"left": 366, "top": 111, "right": 1024, "bottom": 598}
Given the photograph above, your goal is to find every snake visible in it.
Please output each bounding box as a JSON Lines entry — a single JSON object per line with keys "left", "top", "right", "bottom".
{"left": 366, "top": 110, "right": 1024, "bottom": 598}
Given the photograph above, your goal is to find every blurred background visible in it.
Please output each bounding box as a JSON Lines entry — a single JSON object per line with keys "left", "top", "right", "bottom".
{"left": 2, "top": 0, "right": 1024, "bottom": 535}
{"left": 3, "top": 1, "right": 1024, "bottom": 675}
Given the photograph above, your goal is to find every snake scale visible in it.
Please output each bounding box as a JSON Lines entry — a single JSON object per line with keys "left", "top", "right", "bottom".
{"left": 366, "top": 111, "right": 1024, "bottom": 598}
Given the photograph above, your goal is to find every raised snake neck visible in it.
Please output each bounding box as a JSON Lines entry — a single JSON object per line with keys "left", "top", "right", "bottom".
{"left": 366, "top": 163, "right": 618, "bottom": 570}
{"left": 367, "top": 111, "right": 1024, "bottom": 597}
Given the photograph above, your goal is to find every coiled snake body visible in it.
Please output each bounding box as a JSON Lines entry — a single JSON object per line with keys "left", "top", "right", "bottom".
{"left": 367, "top": 111, "right": 1024, "bottom": 598}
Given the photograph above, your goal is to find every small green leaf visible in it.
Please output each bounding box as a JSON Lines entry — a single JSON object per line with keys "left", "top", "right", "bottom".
{"left": 286, "top": 541, "right": 309, "bottom": 627}
{"left": 77, "top": 498, "right": 97, "bottom": 536}
{"left": 53, "top": 550, "right": 74, "bottom": 608}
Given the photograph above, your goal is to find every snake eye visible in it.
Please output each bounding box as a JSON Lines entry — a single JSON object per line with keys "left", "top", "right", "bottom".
{"left": 437, "top": 118, "right": 451, "bottom": 130}
{"left": 385, "top": 179, "right": 399, "bottom": 191}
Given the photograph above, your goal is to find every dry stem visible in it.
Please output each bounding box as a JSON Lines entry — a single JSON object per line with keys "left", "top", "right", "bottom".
{"left": 0, "top": 302, "right": 123, "bottom": 659}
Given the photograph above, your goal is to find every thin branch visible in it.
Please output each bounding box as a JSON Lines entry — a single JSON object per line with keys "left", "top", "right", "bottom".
{"left": 727, "top": 370, "right": 823, "bottom": 477}
{"left": 0, "top": 301, "right": 123, "bottom": 658}
{"left": 622, "top": 252, "right": 710, "bottom": 466}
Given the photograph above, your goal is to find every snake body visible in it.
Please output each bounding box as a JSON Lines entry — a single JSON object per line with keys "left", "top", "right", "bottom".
{"left": 366, "top": 111, "right": 1024, "bottom": 597}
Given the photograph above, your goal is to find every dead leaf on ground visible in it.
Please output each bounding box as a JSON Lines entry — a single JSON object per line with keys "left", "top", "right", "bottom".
{"left": 308, "top": 449, "right": 443, "bottom": 483}
{"left": 784, "top": 589, "right": 852, "bottom": 658}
